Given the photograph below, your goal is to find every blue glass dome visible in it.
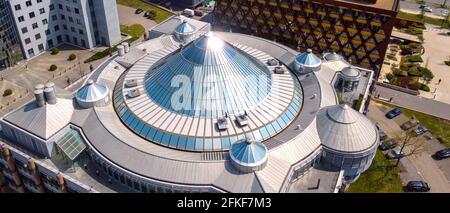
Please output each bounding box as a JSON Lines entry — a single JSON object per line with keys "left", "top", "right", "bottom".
{"left": 144, "top": 32, "right": 272, "bottom": 117}
{"left": 295, "top": 49, "right": 322, "bottom": 67}
{"left": 230, "top": 138, "right": 268, "bottom": 172}
{"left": 76, "top": 79, "right": 109, "bottom": 102}
{"left": 113, "top": 32, "right": 304, "bottom": 152}
{"left": 174, "top": 20, "right": 196, "bottom": 35}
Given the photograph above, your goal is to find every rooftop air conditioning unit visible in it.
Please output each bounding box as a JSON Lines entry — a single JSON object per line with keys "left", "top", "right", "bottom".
{"left": 267, "top": 58, "right": 279, "bottom": 66}
{"left": 217, "top": 117, "right": 228, "bottom": 131}
{"left": 236, "top": 111, "right": 249, "bottom": 127}
{"left": 127, "top": 89, "right": 141, "bottom": 98}
{"left": 125, "top": 79, "right": 138, "bottom": 88}
{"left": 274, "top": 66, "right": 285, "bottom": 74}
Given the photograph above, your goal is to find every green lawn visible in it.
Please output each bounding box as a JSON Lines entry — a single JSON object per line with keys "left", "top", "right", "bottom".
{"left": 374, "top": 100, "right": 450, "bottom": 148}
{"left": 398, "top": 11, "right": 447, "bottom": 27}
{"left": 120, "top": 24, "right": 145, "bottom": 38}
{"left": 85, "top": 24, "right": 145, "bottom": 63}
{"left": 347, "top": 150, "right": 403, "bottom": 193}
{"left": 117, "top": 0, "right": 173, "bottom": 23}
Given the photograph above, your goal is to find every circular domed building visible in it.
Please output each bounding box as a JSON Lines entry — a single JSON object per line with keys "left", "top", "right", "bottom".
{"left": 1, "top": 16, "right": 378, "bottom": 193}
{"left": 316, "top": 104, "right": 379, "bottom": 182}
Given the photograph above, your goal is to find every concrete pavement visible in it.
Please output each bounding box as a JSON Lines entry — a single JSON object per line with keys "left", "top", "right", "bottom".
{"left": 374, "top": 85, "right": 450, "bottom": 120}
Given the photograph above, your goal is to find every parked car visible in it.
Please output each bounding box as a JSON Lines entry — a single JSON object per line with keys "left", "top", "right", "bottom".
{"left": 144, "top": 10, "right": 155, "bottom": 17}
{"left": 379, "top": 140, "right": 398, "bottom": 151}
{"left": 386, "top": 147, "right": 405, "bottom": 159}
{"left": 385, "top": 108, "right": 402, "bottom": 119}
{"left": 379, "top": 130, "right": 387, "bottom": 141}
{"left": 405, "top": 181, "right": 430, "bottom": 192}
{"left": 414, "top": 126, "right": 428, "bottom": 136}
{"left": 400, "top": 119, "right": 419, "bottom": 130}
{"left": 421, "top": 6, "right": 433, "bottom": 12}
{"left": 194, "top": 10, "right": 203, "bottom": 16}
{"left": 135, "top": 8, "right": 144, "bottom": 14}
{"left": 434, "top": 148, "right": 450, "bottom": 160}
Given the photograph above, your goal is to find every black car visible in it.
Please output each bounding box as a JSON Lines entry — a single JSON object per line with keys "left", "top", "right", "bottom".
{"left": 386, "top": 108, "right": 402, "bottom": 119}
{"left": 379, "top": 140, "right": 397, "bottom": 151}
{"left": 405, "top": 181, "right": 430, "bottom": 192}
{"left": 135, "top": 8, "right": 144, "bottom": 14}
{"left": 379, "top": 130, "right": 387, "bottom": 141}
{"left": 435, "top": 148, "right": 450, "bottom": 160}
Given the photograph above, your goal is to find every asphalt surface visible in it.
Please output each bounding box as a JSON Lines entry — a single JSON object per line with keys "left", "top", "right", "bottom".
{"left": 374, "top": 85, "right": 450, "bottom": 120}
{"left": 400, "top": 1, "right": 449, "bottom": 17}
{"left": 368, "top": 102, "right": 450, "bottom": 192}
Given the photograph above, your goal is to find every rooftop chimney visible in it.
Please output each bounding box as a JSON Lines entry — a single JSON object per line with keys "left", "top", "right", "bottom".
{"left": 44, "top": 82, "right": 57, "bottom": 104}
{"left": 34, "top": 89, "right": 45, "bottom": 107}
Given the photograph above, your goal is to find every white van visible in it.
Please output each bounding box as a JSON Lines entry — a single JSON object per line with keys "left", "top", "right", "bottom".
{"left": 183, "top": 9, "right": 194, "bottom": 17}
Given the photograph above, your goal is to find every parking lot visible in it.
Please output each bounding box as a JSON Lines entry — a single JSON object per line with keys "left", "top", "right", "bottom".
{"left": 117, "top": 4, "right": 158, "bottom": 36}
{"left": 368, "top": 101, "right": 450, "bottom": 192}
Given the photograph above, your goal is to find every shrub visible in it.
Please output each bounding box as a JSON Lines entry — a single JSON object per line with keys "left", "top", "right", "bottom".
{"left": 386, "top": 73, "right": 395, "bottom": 81}
{"left": 405, "top": 55, "right": 423, "bottom": 63}
{"left": 2, "top": 89, "right": 12, "bottom": 97}
{"left": 50, "top": 48, "right": 60, "bottom": 55}
{"left": 408, "top": 70, "right": 421, "bottom": 77}
{"left": 408, "top": 81, "right": 422, "bottom": 90}
{"left": 445, "top": 61, "right": 450, "bottom": 66}
{"left": 447, "top": 32, "right": 450, "bottom": 36}
{"left": 419, "top": 84, "right": 430, "bottom": 92}
{"left": 49, "top": 64, "right": 58, "bottom": 71}
{"left": 68, "top": 53, "right": 76, "bottom": 61}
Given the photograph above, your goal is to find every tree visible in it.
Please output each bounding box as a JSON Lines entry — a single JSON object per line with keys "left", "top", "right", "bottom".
{"left": 442, "top": 0, "right": 448, "bottom": 8}
{"left": 395, "top": 130, "right": 420, "bottom": 167}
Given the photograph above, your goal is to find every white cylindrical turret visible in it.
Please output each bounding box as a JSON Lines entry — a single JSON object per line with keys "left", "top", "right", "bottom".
{"left": 117, "top": 45, "right": 125, "bottom": 56}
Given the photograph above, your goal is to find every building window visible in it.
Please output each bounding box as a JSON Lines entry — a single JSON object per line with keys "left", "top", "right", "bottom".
{"left": 52, "top": 15, "right": 57, "bottom": 21}
{"left": 60, "top": 14, "right": 65, "bottom": 20}
{"left": 29, "top": 12, "right": 35, "bottom": 19}
{"left": 37, "top": 0, "right": 42, "bottom": 3}
{"left": 26, "top": 1, "right": 32, "bottom": 7}
{"left": 38, "top": 44, "right": 44, "bottom": 52}
{"left": 45, "top": 30, "right": 50, "bottom": 35}
{"left": 39, "top": 8, "right": 45, "bottom": 14}
{"left": 49, "top": 4, "right": 54, "bottom": 11}
{"left": 74, "top": 8, "right": 79, "bottom": 14}
{"left": 35, "top": 33, "right": 41, "bottom": 40}
{"left": 25, "top": 38, "right": 31, "bottom": 44}
{"left": 42, "top": 19, "right": 48, "bottom": 25}
{"left": 63, "top": 25, "right": 67, "bottom": 30}
{"left": 54, "top": 25, "right": 59, "bottom": 31}
{"left": 14, "top": 4, "right": 21, "bottom": 11}
{"left": 66, "top": 6, "right": 71, "bottom": 12}
{"left": 32, "top": 23, "right": 38, "bottom": 29}
{"left": 68, "top": 16, "right": 73, "bottom": 23}
{"left": 21, "top": 27, "right": 28, "bottom": 34}
{"left": 70, "top": 27, "right": 75, "bottom": 32}
{"left": 58, "top": 4, "right": 63, "bottom": 9}
{"left": 18, "top": 16, "right": 25, "bottom": 22}
{"left": 47, "top": 39, "right": 54, "bottom": 48}
{"left": 27, "top": 48, "right": 34, "bottom": 56}
{"left": 57, "top": 35, "right": 62, "bottom": 43}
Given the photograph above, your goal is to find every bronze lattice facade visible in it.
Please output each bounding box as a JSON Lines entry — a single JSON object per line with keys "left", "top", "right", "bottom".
{"left": 213, "top": 0, "right": 399, "bottom": 73}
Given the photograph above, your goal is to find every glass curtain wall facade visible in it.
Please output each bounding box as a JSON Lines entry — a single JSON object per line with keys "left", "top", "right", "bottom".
{"left": 0, "top": 0, "right": 22, "bottom": 70}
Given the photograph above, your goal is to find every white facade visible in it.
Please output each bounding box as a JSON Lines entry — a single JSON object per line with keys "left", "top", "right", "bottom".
{"left": 7, "top": 0, "right": 121, "bottom": 59}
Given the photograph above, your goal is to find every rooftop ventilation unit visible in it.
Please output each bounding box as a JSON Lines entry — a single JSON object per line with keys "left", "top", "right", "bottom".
{"left": 236, "top": 111, "right": 249, "bottom": 127}
{"left": 43, "top": 82, "right": 57, "bottom": 105}
{"left": 125, "top": 79, "right": 138, "bottom": 88}
{"left": 274, "top": 66, "right": 286, "bottom": 74}
{"left": 34, "top": 89, "right": 45, "bottom": 107}
{"left": 267, "top": 58, "right": 279, "bottom": 66}
{"left": 127, "top": 89, "right": 141, "bottom": 98}
{"left": 117, "top": 45, "right": 125, "bottom": 56}
{"left": 216, "top": 116, "right": 228, "bottom": 131}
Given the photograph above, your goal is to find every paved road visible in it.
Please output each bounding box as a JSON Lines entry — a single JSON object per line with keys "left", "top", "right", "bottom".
{"left": 400, "top": 1, "right": 449, "bottom": 17}
{"left": 374, "top": 85, "right": 450, "bottom": 120}
{"left": 368, "top": 102, "right": 450, "bottom": 192}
